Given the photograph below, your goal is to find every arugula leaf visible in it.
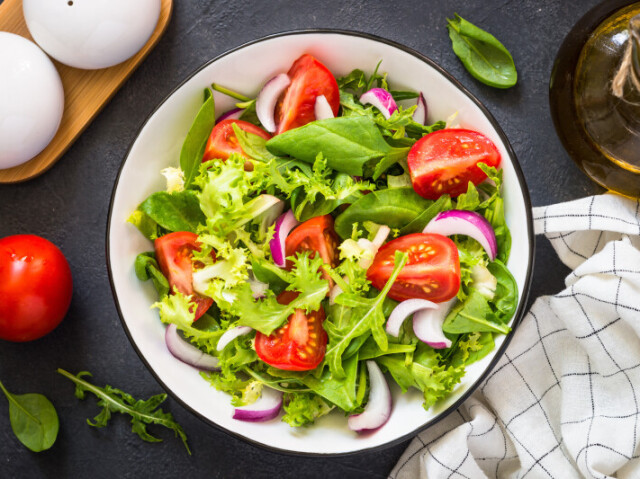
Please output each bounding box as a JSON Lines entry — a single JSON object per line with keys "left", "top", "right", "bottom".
{"left": 337, "top": 69, "right": 368, "bottom": 92}
{"left": 300, "top": 354, "right": 360, "bottom": 411}
{"left": 447, "top": 14, "right": 517, "bottom": 89}
{"left": 134, "top": 252, "right": 170, "bottom": 297}
{"left": 443, "top": 290, "right": 511, "bottom": 334}
{"left": 57, "top": 369, "right": 190, "bottom": 454}
{"left": 180, "top": 89, "right": 215, "bottom": 188}
{"left": 324, "top": 251, "right": 408, "bottom": 378}
{"left": 377, "top": 343, "right": 464, "bottom": 410}
{"left": 138, "top": 190, "right": 205, "bottom": 234}
{"left": 334, "top": 187, "right": 431, "bottom": 239}
{"left": 0, "top": 379, "right": 58, "bottom": 452}
{"left": 266, "top": 116, "right": 406, "bottom": 177}
{"left": 358, "top": 336, "right": 416, "bottom": 360}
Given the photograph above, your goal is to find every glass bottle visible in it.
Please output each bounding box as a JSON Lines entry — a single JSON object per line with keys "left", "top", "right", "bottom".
{"left": 550, "top": 1, "right": 640, "bottom": 198}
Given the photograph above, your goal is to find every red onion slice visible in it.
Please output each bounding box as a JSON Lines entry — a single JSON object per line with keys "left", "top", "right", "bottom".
{"left": 423, "top": 210, "right": 497, "bottom": 261}
{"left": 314, "top": 94, "right": 334, "bottom": 120}
{"left": 269, "top": 210, "right": 299, "bottom": 267}
{"left": 348, "top": 361, "right": 392, "bottom": 433}
{"left": 386, "top": 298, "right": 438, "bottom": 337}
{"left": 217, "top": 326, "right": 253, "bottom": 351}
{"left": 412, "top": 92, "right": 427, "bottom": 125}
{"left": 255, "top": 73, "right": 291, "bottom": 133}
{"left": 216, "top": 108, "right": 243, "bottom": 123}
{"left": 360, "top": 88, "right": 398, "bottom": 119}
{"left": 233, "top": 386, "right": 283, "bottom": 422}
{"left": 165, "top": 324, "right": 220, "bottom": 371}
{"left": 412, "top": 298, "right": 457, "bottom": 349}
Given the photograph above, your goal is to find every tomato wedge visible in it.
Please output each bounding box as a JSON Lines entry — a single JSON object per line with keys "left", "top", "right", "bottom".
{"left": 407, "top": 128, "right": 501, "bottom": 200}
{"left": 275, "top": 54, "right": 340, "bottom": 134}
{"left": 255, "top": 291, "right": 327, "bottom": 371}
{"left": 285, "top": 215, "right": 339, "bottom": 273}
{"left": 367, "top": 233, "right": 460, "bottom": 303}
{"left": 202, "top": 119, "right": 271, "bottom": 162}
{"left": 154, "top": 232, "right": 213, "bottom": 320}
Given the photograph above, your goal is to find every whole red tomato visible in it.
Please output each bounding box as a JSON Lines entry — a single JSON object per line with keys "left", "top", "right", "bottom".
{"left": 0, "top": 235, "right": 73, "bottom": 342}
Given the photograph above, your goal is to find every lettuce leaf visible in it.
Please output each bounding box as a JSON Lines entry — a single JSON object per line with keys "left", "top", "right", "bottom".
{"left": 324, "top": 251, "right": 408, "bottom": 378}
{"left": 229, "top": 253, "right": 329, "bottom": 335}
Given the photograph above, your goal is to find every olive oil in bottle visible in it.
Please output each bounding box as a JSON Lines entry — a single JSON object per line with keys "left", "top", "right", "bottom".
{"left": 550, "top": 1, "right": 640, "bottom": 198}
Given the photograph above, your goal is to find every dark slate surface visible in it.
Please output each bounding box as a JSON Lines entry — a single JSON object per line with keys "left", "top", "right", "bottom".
{"left": 0, "top": 1, "right": 603, "bottom": 477}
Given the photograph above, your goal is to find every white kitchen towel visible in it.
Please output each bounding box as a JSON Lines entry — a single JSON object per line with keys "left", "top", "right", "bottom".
{"left": 390, "top": 194, "right": 640, "bottom": 479}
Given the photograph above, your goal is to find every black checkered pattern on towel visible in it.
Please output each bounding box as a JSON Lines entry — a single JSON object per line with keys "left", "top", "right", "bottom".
{"left": 390, "top": 194, "right": 640, "bottom": 479}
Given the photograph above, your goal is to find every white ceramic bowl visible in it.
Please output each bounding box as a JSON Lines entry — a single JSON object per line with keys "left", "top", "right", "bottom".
{"left": 107, "top": 30, "right": 534, "bottom": 456}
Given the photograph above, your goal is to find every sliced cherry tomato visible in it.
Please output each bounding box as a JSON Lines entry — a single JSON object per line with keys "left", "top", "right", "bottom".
{"left": 154, "top": 232, "right": 213, "bottom": 320}
{"left": 367, "top": 233, "right": 460, "bottom": 303}
{"left": 255, "top": 291, "right": 327, "bottom": 371}
{"left": 407, "top": 128, "right": 501, "bottom": 200}
{"left": 275, "top": 54, "right": 340, "bottom": 134}
{"left": 285, "top": 215, "right": 339, "bottom": 274}
{"left": 202, "top": 119, "right": 271, "bottom": 162}
{"left": 0, "top": 235, "right": 73, "bottom": 342}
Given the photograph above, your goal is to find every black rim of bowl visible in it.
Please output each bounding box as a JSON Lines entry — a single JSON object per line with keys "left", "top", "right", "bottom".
{"left": 106, "top": 28, "right": 535, "bottom": 458}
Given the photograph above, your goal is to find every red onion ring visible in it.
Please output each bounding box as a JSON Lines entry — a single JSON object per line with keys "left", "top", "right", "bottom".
{"left": 269, "top": 210, "right": 299, "bottom": 267}
{"left": 348, "top": 361, "right": 392, "bottom": 433}
{"left": 256, "top": 73, "right": 290, "bottom": 133}
{"left": 165, "top": 324, "right": 219, "bottom": 371}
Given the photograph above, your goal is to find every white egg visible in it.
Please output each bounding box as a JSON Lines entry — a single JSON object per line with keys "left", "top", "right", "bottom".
{"left": 23, "top": 0, "right": 162, "bottom": 70}
{"left": 0, "top": 32, "right": 65, "bottom": 170}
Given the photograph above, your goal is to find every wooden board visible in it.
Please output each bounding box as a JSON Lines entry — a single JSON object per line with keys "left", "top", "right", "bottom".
{"left": 0, "top": 0, "right": 173, "bottom": 183}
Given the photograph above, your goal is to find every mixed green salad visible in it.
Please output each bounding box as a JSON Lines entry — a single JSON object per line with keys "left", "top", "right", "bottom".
{"left": 129, "top": 54, "right": 518, "bottom": 431}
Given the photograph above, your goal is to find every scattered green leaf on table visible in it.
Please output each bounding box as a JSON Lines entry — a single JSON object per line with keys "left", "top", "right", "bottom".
{"left": 447, "top": 14, "right": 517, "bottom": 89}
{"left": 0, "top": 379, "right": 58, "bottom": 452}
{"left": 57, "top": 369, "right": 190, "bottom": 454}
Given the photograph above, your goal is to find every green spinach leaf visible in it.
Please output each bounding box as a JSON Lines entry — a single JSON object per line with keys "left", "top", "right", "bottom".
{"left": 180, "top": 89, "right": 215, "bottom": 188}
{"left": 0, "top": 379, "right": 58, "bottom": 452}
{"left": 399, "top": 194, "right": 453, "bottom": 235}
{"left": 334, "top": 187, "right": 431, "bottom": 239}
{"left": 266, "top": 116, "right": 405, "bottom": 176}
{"left": 139, "top": 190, "right": 205, "bottom": 234}
{"left": 488, "top": 260, "right": 518, "bottom": 324}
{"left": 447, "top": 14, "right": 517, "bottom": 89}
{"left": 57, "top": 369, "right": 190, "bottom": 454}
{"left": 134, "top": 252, "right": 170, "bottom": 297}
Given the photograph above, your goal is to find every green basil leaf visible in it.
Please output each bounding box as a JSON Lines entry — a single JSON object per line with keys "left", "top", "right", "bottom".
{"left": 447, "top": 14, "right": 517, "bottom": 89}
{"left": 0, "top": 380, "right": 58, "bottom": 452}
{"left": 180, "top": 89, "right": 215, "bottom": 188}
{"left": 139, "top": 190, "right": 205, "bottom": 233}
{"left": 266, "top": 116, "right": 392, "bottom": 176}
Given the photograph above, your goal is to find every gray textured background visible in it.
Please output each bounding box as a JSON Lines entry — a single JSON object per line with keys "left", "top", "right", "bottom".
{"left": 0, "top": 1, "right": 603, "bottom": 477}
